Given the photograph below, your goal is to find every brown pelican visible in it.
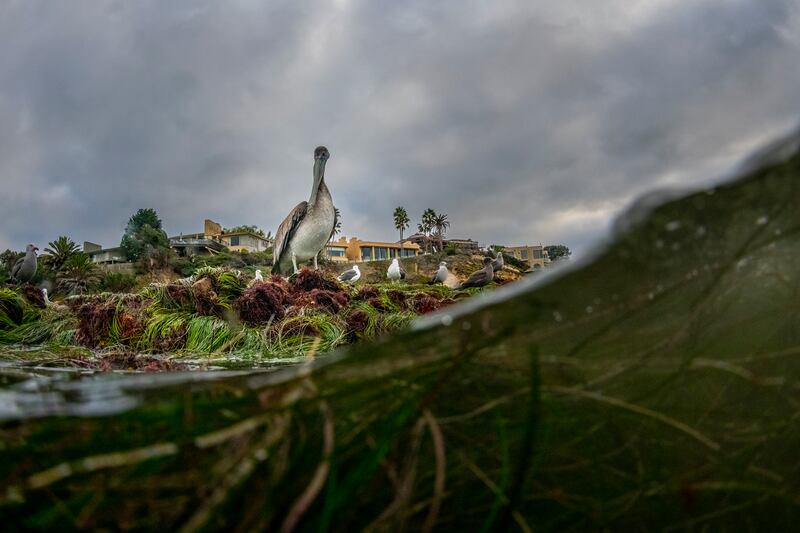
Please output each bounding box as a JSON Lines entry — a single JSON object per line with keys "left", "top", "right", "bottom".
{"left": 491, "top": 251, "right": 504, "bottom": 272}
{"left": 10, "top": 244, "right": 38, "bottom": 284}
{"left": 338, "top": 265, "right": 361, "bottom": 284}
{"left": 272, "top": 146, "right": 336, "bottom": 275}
{"left": 387, "top": 258, "right": 406, "bottom": 283}
{"left": 457, "top": 257, "right": 494, "bottom": 289}
{"left": 428, "top": 261, "right": 449, "bottom": 284}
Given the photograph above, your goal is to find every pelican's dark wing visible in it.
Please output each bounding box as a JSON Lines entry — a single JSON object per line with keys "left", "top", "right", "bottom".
{"left": 338, "top": 268, "right": 357, "bottom": 282}
{"left": 272, "top": 201, "right": 308, "bottom": 274}
{"left": 328, "top": 206, "right": 339, "bottom": 242}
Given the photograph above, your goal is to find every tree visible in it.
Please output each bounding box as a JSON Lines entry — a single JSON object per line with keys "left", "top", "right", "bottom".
{"left": 223, "top": 225, "right": 265, "bottom": 237}
{"left": 57, "top": 253, "right": 99, "bottom": 295}
{"left": 544, "top": 244, "right": 571, "bottom": 261}
{"left": 43, "top": 236, "right": 80, "bottom": 271}
{"left": 417, "top": 208, "right": 437, "bottom": 253}
{"left": 433, "top": 213, "right": 450, "bottom": 253}
{"left": 120, "top": 208, "right": 169, "bottom": 262}
{"left": 393, "top": 207, "right": 410, "bottom": 244}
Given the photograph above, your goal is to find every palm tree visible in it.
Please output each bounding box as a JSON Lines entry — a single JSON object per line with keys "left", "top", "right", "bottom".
{"left": 433, "top": 213, "right": 450, "bottom": 253}
{"left": 418, "top": 208, "right": 437, "bottom": 253}
{"left": 57, "top": 253, "right": 99, "bottom": 295}
{"left": 393, "top": 207, "right": 410, "bottom": 244}
{"left": 44, "top": 236, "right": 80, "bottom": 271}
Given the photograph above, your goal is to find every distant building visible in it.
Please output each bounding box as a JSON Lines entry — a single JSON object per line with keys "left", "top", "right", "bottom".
{"left": 169, "top": 219, "right": 270, "bottom": 256}
{"left": 84, "top": 241, "right": 126, "bottom": 264}
{"left": 404, "top": 233, "right": 480, "bottom": 253}
{"left": 504, "top": 244, "right": 549, "bottom": 270}
{"left": 325, "top": 236, "right": 421, "bottom": 263}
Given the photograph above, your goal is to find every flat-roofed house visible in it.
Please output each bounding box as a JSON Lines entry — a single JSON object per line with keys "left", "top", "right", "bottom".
{"left": 324, "top": 236, "right": 421, "bottom": 263}
{"left": 504, "top": 244, "right": 548, "bottom": 269}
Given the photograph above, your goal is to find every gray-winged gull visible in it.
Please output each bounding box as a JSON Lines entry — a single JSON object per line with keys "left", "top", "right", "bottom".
{"left": 456, "top": 257, "right": 494, "bottom": 289}
{"left": 10, "top": 244, "right": 38, "bottom": 284}
{"left": 338, "top": 265, "right": 361, "bottom": 284}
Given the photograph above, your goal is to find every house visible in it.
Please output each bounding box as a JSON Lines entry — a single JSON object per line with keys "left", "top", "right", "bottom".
{"left": 405, "top": 233, "right": 480, "bottom": 253}
{"left": 504, "top": 244, "right": 549, "bottom": 269}
{"left": 219, "top": 232, "right": 270, "bottom": 253}
{"left": 169, "top": 219, "right": 270, "bottom": 256}
{"left": 324, "top": 236, "right": 421, "bottom": 263}
{"left": 84, "top": 242, "right": 126, "bottom": 264}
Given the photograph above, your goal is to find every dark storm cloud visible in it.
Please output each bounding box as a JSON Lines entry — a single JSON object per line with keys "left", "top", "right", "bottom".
{"left": 0, "top": 0, "right": 798, "bottom": 256}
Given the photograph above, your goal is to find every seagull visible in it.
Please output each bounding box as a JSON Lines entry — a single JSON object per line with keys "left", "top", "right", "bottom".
{"left": 457, "top": 257, "right": 494, "bottom": 289}
{"left": 338, "top": 265, "right": 361, "bottom": 284}
{"left": 272, "top": 146, "right": 336, "bottom": 275}
{"left": 428, "top": 261, "right": 449, "bottom": 285}
{"left": 491, "top": 251, "right": 504, "bottom": 273}
{"left": 387, "top": 258, "right": 406, "bottom": 283}
{"left": 254, "top": 269, "right": 264, "bottom": 282}
{"left": 10, "top": 244, "right": 38, "bottom": 284}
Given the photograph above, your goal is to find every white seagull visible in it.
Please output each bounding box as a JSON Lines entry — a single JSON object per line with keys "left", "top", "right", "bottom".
{"left": 387, "top": 258, "right": 406, "bottom": 283}
{"left": 428, "top": 261, "right": 449, "bottom": 285}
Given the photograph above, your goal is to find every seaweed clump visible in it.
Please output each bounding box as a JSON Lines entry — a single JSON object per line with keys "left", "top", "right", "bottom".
{"left": 97, "top": 352, "right": 187, "bottom": 372}
{"left": 74, "top": 298, "right": 117, "bottom": 348}
{"left": 293, "top": 289, "right": 349, "bottom": 313}
{"left": 412, "top": 293, "right": 441, "bottom": 315}
{"left": 346, "top": 309, "right": 370, "bottom": 339}
{"left": 22, "top": 286, "right": 46, "bottom": 309}
{"left": 354, "top": 286, "right": 379, "bottom": 301}
{"left": 290, "top": 268, "right": 342, "bottom": 294}
{"left": 234, "top": 282, "right": 288, "bottom": 326}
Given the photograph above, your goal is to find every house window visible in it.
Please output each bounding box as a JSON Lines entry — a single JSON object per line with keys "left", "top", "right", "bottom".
{"left": 402, "top": 248, "right": 416, "bottom": 257}
{"left": 230, "top": 236, "right": 240, "bottom": 246}
{"left": 329, "top": 247, "right": 345, "bottom": 257}
{"left": 533, "top": 249, "right": 543, "bottom": 259}
{"left": 375, "top": 247, "right": 388, "bottom": 260}
{"left": 361, "top": 247, "right": 372, "bottom": 261}
{"left": 521, "top": 249, "right": 529, "bottom": 259}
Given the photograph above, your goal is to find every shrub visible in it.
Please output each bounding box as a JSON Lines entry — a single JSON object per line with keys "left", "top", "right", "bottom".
{"left": 98, "top": 272, "right": 138, "bottom": 293}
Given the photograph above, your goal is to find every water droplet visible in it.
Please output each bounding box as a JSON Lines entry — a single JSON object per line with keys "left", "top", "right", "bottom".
{"left": 656, "top": 284, "right": 664, "bottom": 292}
{"left": 647, "top": 292, "right": 655, "bottom": 300}
{"left": 695, "top": 226, "right": 706, "bottom": 237}
{"left": 461, "top": 321, "right": 472, "bottom": 331}
{"left": 665, "top": 220, "right": 682, "bottom": 232}
{"left": 655, "top": 239, "right": 664, "bottom": 249}
{"left": 671, "top": 243, "right": 681, "bottom": 251}
{"left": 756, "top": 215, "right": 769, "bottom": 226}
{"left": 552, "top": 311, "right": 563, "bottom": 322}
{"left": 775, "top": 228, "right": 782, "bottom": 236}
{"left": 585, "top": 306, "right": 593, "bottom": 314}
{"left": 441, "top": 315, "right": 453, "bottom": 326}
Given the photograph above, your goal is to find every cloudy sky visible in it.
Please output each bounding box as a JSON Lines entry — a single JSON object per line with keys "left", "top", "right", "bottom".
{"left": 1, "top": 0, "right": 798, "bottom": 256}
